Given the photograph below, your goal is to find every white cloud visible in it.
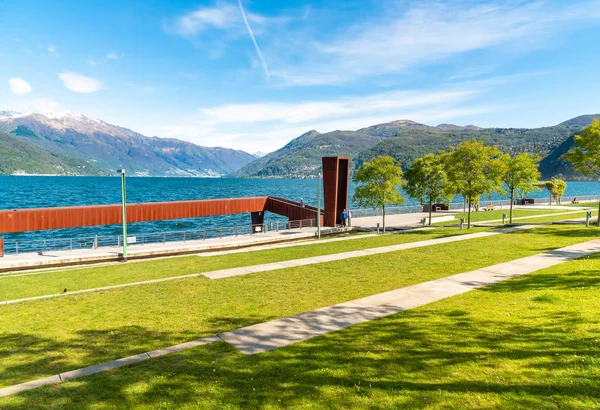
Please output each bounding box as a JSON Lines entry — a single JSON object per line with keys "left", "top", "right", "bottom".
{"left": 8, "top": 77, "right": 32, "bottom": 95}
{"left": 172, "top": 3, "right": 240, "bottom": 36}
{"left": 59, "top": 72, "right": 102, "bottom": 93}
{"left": 166, "top": 2, "right": 277, "bottom": 78}
{"left": 48, "top": 45, "right": 57, "bottom": 54}
{"left": 200, "top": 90, "right": 476, "bottom": 125}
{"left": 142, "top": 86, "right": 495, "bottom": 152}
{"left": 106, "top": 52, "right": 120, "bottom": 60}
{"left": 272, "top": 1, "right": 600, "bottom": 85}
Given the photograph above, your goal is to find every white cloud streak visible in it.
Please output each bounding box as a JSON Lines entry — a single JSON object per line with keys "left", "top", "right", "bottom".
{"left": 237, "top": 0, "right": 269, "bottom": 81}
{"left": 8, "top": 77, "right": 32, "bottom": 95}
{"left": 59, "top": 72, "right": 102, "bottom": 93}
{"left": 144, "top": 87, "right": 493, "bottom": 152}
{"left": 200, "top": 90, "right": 476, "bottom": 124}
{"left": 271, "top": 1, "right": 600, "bottom": 85}
{"left": 167, "top": 2, "right": 273, "bottom": 79}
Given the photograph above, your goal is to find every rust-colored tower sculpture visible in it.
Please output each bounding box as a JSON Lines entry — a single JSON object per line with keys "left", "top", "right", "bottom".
{"left": 322, "top": 156, "right": 350, "bottom": 227}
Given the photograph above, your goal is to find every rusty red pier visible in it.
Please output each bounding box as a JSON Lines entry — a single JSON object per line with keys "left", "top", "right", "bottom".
{"left": 0, "top": 156, "right": 351, "bottom": 256}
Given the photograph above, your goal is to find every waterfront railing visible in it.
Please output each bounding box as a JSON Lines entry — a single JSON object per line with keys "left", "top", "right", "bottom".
{"left": 349, "top": 195, "right": 600, "bottom": 218}
{"left": 5, "top": 218, "right": 317, "bottom": 256}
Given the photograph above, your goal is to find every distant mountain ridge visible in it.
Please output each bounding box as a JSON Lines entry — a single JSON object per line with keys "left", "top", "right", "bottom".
{"left": 0, "top": 111, "right": 256, "bottom": 177}
{"left": 233, "top": 114, "right": 600, "bottom": 179}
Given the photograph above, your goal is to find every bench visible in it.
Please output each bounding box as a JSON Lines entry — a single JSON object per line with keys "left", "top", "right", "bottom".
{"left": 482, "top": 205, "right": 495, "bottom": 211}
{"left": 572, "top": 200, "right": 580, "bottom": 204}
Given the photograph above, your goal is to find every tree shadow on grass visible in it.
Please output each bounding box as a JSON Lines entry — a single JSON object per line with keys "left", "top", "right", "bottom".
{"left": 2, "top": 256, "right": 600, "bottom": 408}
{"left": 2, "top": 304, "right": 599, "bottom": 408}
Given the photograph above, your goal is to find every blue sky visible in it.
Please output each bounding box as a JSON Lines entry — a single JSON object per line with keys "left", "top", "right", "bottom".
{"left": 2, "top": 0, "right": 600, "bottom": 152}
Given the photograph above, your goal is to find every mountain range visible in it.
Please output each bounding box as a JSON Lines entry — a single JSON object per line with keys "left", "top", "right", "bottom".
{"left": 1, "top": 110, "right": 598, "bottom": 179}
{"left": 0, "top": 111, "right": 256, "bottom": 177}
{"left": 232, "top": 115, "right": 600, "bottom": 179}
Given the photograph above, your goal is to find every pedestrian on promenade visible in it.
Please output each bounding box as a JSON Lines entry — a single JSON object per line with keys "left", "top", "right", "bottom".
{"left": 340, "top": 209, "right": 349, "bottom": 227}
{"left": 300, "top": 198, "right": 305, "bottom": 208}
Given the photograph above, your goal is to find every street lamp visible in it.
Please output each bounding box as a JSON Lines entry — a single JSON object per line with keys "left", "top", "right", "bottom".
{"left": 117, "top": 169, "right": 128, "bottom": 262}
{"left": 317, "top": 172, "right": 322, "bottom": 239}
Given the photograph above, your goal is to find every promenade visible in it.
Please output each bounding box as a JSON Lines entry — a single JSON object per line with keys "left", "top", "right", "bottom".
{"left": 0, "top": 205, "right": 591, "bottom": 272}
{"left": 0, "top": 212, "right": 451, "bottom": 272}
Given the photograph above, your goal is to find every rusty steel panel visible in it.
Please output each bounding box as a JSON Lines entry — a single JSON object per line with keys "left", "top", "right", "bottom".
{"left": 322, "top": 157, "right": 350, "bottom": 227}
{"left": 0, "top": 237, "right": 4, "bottom": 257}
{"left": 265, "top": 197, "right": 320, "bottom": 222}
{"left": 0, "top": 197, "right": 269, "bottom": 234}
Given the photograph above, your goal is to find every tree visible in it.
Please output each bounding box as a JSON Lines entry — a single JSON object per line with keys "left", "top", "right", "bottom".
{"left": 446, "top": 139, "right": 507, "bottom": 229}
{"left": 405, "top": 152, "right": 452, "bottom": 226}
{"left": 353, "top": 155, "right": 405, "bottom": 232}
{"left": 545, "top": 178, "right": 567, "bottom": 205}
{"left": 563, "top": 118, "right": 600, "bottom": 225}
{"left": 502, "top": 153, "right": 541, "bottom": 223}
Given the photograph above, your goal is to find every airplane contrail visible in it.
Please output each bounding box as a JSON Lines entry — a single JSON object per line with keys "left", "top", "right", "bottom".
{"left": 238, "top": 0, "right": 270, "bottom": 81}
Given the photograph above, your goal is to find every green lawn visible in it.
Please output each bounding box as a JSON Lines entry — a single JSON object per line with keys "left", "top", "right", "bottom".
{"left": 562, "top": 201, "right": 598, "bottom": 207}
{"left": 2, "top": 231, "right": 599, "bottom": 408}
{"left": 433, "top": 209, "right": 598, "bottom": 226}
{"left": 0, "top": 227, "right": 492, "bottom": 301}
{"left": 443, "top": 208, "right": 568, "bottom": 223}
{"left": 0, "top": 225, "right": 598, "bottom": 393}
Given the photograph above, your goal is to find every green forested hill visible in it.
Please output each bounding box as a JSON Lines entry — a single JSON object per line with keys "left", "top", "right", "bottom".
{"left": 0, "top": 131, "right": 105, "bottom": 175}
{"left": 231, "top": 130, "right": 382, "bottom": 177}
{"left": 234, "top": 115, "right": 599, "bottom": 178}
{"left": 355, "top": 125, "right": 581, "bottom": 172}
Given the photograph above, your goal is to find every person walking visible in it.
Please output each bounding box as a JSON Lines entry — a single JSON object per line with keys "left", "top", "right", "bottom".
{"left": 340, "top": 209, "right": 349, "bottom": 227}
{"left": 300, "top": 198, "right": 305, "bottom": 208}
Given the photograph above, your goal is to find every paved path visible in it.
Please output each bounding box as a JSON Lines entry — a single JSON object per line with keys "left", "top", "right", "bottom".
{"left": 2, "top": 237, "right": 599, "bottom": 398}
{"left": 203, "top": 225, "right": 534, "bottom": 279}
{"left": 1, "top": 225, "right": 533, "bottom": 305}
{"left": 220, "top": 238, "right": 600, "bottom": 354}
{"left": 0, "top": 227, "right": 328, "bottom": 272}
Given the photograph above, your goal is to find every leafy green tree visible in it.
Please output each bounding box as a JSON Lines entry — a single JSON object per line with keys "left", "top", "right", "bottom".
{"left": 446, "top": 139, "right": 507, "bottom": 229}
{"left": 563, "top": 118, "right": 600, "bottom": 225}
{"left": 353, "top": 155, "right": 405, "bottom": 232}
{"left": 545, "top": 178, "right": 567, "bottom": 205}
{"left": 405, "top": 152, "right": 452, "bottom": 226}
{"left": 502, "top": 153, "right": 541, "bottom": 223}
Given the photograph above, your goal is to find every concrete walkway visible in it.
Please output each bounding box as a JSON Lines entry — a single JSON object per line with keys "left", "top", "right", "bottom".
{"left": 0, "top": 206, "right": 572, "bottom": 273}
{"left": 2, "top": 237, "right": 599, "bottom": 398}
{"left": 1, "top": 225, "right": 533, "bottom": 305}
{"left": 0, "top": 227, "right": 341, "bottom": 273}
{"left": 202, "top": 224, "right": 534, "bottom": 280}
{"left": 220, "top": 238, "right": 600, "bottom": 354}
{"left": 0, "top": 212, "right": 462, "bottom": 273}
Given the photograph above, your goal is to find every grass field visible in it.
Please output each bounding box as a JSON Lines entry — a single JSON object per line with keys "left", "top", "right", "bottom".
{"left": 433, "top": 208, "right": 598, "bottom": 226}
{"left": 2, "top": 226, "right": 599, "bottom": 408}
{"left": 444, "top": 208, "right": 569, "bottom": 223}
{"left": 0, "top": 227, "right": 492, "bottom": 301}
{"left": 1, "top": 224, "right": 600, "bottom": 399}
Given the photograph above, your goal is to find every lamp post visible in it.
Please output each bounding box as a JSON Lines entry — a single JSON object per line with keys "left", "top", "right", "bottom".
{"left": 117, "top": 169, "right": 128, "bottom": 262}
{"left": 317, "top": 172, "right": 322, "bottom": 239}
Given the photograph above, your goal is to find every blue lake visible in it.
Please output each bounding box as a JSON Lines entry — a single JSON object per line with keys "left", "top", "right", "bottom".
{"left": 0, "top": 176, "right": 599, "bottom": 244}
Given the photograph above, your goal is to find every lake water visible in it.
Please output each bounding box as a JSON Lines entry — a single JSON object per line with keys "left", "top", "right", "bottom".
{"left": 1, "top": 176, "right": 599, "bottom": 246}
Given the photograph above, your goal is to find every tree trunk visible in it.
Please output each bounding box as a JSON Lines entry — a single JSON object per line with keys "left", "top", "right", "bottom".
{"left": 382, "top": 204, "right": 386, "bottom": 232}
{"left": 467, "top": 198, "right": 472, "bottom": 229}
{"left": 428, "top": 199, "right": 432, "bottom": 226}
{"left": 509, "top": 188, "right": 514, "bottom": 223}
